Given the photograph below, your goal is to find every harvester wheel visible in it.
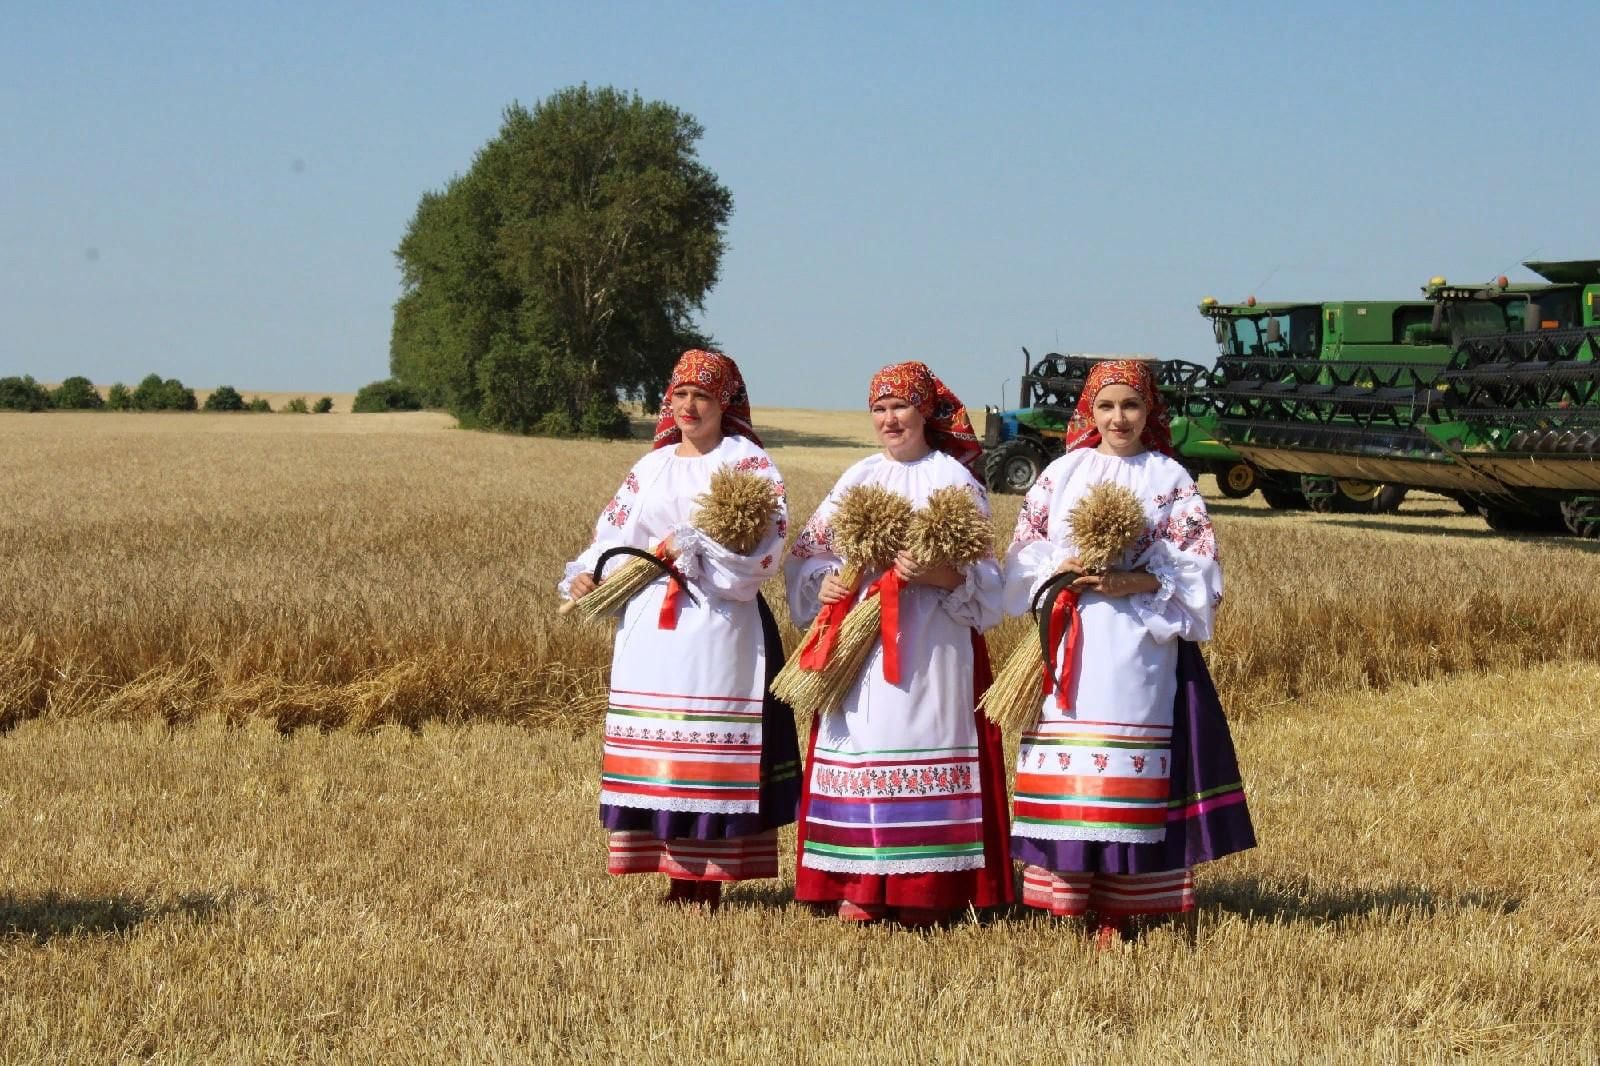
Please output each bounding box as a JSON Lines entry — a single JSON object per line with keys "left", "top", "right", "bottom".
{"left": 1559, "top": 497, "right": 1600, "bottom": 538}
{"left": 1258, "top": 480, "right": 1306, "bottom": 511}
{"left": 984, "top": 440, "right": 1047, "bottom": 494}
{"left": 1483, "top": 505, "right": 1567, "bottom": 535}
{"left": 1373, "top": 485, "right": 1409, "bottom": 514}
{"left": 1327, "top": 479, "right": 1408, "bottom": 514}
{"left": 1216, "top": 462, "right": 1258, "bottom": 499}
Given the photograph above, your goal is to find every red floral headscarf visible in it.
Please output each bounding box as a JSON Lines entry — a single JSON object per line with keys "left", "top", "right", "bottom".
{"left": 652, "top": 349, "right": 762, "bottom": 448}
{"left": 867, "top": 360, "right": 983, "bottom": 472}
{"left": 1062, "top": 359, "right": 1174, "bottom": 456}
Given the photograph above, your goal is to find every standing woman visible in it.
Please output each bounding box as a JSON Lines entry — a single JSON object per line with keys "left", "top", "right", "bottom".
{"left": 560, "top": 350, "right": 800, "bottom": 909}
{"left": 786, "top": 361, "right": 1014, "bottom": 925}
{"left": 1002, "top": 359, "right": 1254, "bottom": 944}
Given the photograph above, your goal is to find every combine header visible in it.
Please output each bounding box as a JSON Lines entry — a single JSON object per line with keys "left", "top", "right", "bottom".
{"left": 1205, "top": 262, "right": 1600, "bottom": 534}
{"left": 1199, "top": 296, "right": 1454, "bottom": 511}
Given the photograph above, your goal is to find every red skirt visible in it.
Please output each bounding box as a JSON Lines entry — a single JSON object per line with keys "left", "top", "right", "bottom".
{"left": 794, "top": 631, "right": 1016, "bottom": 912}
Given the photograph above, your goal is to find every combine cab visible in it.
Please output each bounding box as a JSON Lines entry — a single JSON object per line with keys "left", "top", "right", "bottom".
{"left": 1206, "top": 262, "right": 1600, "bottom": 535}
{"left": 980, "top": 352, "right": 1256, "bottom": 496}
{"left": 1200, "top": 296, "right": 1456, "bottom": 512}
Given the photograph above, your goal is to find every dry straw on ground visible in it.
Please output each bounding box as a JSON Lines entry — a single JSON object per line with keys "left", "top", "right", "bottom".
{"left": 2, "top": 410, "right": 1599, "bottom": 1059}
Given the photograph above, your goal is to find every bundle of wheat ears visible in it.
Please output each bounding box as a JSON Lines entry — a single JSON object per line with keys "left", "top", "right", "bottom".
{"left": 981, "top": 479, "right": 1147, "bottom": 733}
{"left": 774, "top": 486, "right": 990, "bottom": 716}
{"left": 768, "top": 484, "right": 914, "bottom": 711}
{"left": 564, "top": 466, "right": 778, "bottom": 622}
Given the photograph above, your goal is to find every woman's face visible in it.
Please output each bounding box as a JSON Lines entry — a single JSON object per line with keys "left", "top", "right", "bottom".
{"left": 871, "top": 396, "right": 930, "bottom": 461}
{"left": 670, "top": 385, "right": 723, "bottom": 447}
{"left": 1091, "top": 383, "right": 1148, "bottom": 456}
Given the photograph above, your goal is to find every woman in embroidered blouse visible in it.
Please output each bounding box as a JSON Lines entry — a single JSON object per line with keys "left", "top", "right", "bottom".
{"left": 1002, "top": 359, "right": 1254, "bottom": 945}
{"left": 560, "top": 350, "right": 800, "bottom": 909}
{"left": 785, "top": 361, "right": 1014, "bottom": 926}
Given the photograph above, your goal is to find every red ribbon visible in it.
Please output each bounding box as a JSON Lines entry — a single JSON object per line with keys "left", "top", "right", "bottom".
{"left": 798, "top": 596, "right": 853, "bottom": 669}
{"left": 655, "top": 545, "right": 688, "bottom": 630}
{"left": 1040, "top": 587, "right": 1081, "bottom": 710}
{"left": 869, "top": 570, "right": 905, "bottom": 685}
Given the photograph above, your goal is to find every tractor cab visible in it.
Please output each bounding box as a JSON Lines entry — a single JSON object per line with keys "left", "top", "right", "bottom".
{"left": 1423, "top": 260, "right": 1599, "bottom": 341}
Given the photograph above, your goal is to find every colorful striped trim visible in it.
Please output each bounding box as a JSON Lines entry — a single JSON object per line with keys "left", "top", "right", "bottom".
{"left": 607, "top": 830, "right": 778, "bottom": 881}
{"left": 1020, "top": 865, "right": 1194, "bottom": 917}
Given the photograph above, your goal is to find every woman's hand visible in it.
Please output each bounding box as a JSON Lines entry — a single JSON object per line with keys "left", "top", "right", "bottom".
{"left": 1071, "top": 568, "right": 1159, "bottom": 598}
{"left": 894, "top": 551, "right": 963, "bottom": 591}
{"left": 568, "top": 572, "right": 598, "bottom": 600}
{"left": 818, "top": 572, "right": 854, "bottom": 605}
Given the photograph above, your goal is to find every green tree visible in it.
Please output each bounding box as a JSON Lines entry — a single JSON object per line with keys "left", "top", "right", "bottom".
{"left": 132, "top": 374, "right": 197, "bottom": 411}
{"left": 352, "top": 379, "right": 423, "bottom": 412}
{"left": 106, "top": 383, "right": 132, "bottom": 410}
{"left": 390, "top": 86, "right": 732, "bottom": 435}
{"left": 313, "top": 396, "right": 334, "bottom": 413}
{"left": 0, "top": 376, "right": 52, "bottom": 411}
{"left": 247, "top": 396, "right": 272, "bottom": 412}
{"left": 285, "top": 396, "right": 309, "bottom": 413}
{"left": 52, "top": 376, "right": 104, "bottom": 409}
{"left": 203, "top": 385, "right": 245, "bottom": 411}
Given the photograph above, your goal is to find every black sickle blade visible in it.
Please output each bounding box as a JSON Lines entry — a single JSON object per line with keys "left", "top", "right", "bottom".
{"left": 594, "top": 546, "right": 700, "bottom": 607}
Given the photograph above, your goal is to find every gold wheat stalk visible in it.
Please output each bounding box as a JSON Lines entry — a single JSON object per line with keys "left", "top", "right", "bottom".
{"left": 980, "top": 480, "right": 1147, "bottom": 733}
{"left": 794, "top": 487, "right": 992, "bottom": 716}
{"left": 564, "top": 467, "right": 778, "bottom": 622}
{"left": 769, "top": 484, "right": 914, "bottom": 711}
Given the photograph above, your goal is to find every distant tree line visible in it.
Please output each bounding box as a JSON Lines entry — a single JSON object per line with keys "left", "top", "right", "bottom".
{"left": 386, "top": 85, "right": 732, "bottom": 437}
{"left": 0, "top": 374, "right": 333, "bottom": 414}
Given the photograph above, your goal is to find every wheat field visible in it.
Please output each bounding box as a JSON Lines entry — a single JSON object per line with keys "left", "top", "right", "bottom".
{"left": 2, "top": 409, "right": 1597, "bottom": 1063}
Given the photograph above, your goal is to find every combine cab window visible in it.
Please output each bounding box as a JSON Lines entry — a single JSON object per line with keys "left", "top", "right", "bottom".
{"left": 1525, "top": 287, "right": 1581, "bottom": 330}
{"left": 1217, "top": 307, "right": 1320, "bottom": 358}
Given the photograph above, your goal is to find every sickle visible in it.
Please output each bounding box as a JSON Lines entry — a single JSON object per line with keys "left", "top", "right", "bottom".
{"left": 594, "top": 546, "right": 699, "bottom": 607}
{"left": 1032, "top": 571, "right": 1081, "bottom": 659}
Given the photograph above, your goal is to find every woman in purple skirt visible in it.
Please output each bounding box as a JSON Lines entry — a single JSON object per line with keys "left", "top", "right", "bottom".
{"left": 560, "top": 350, "right": 801, "bottom": 910}
{"left": 1001, "top": 359, "right": 1255, "bottom": 944}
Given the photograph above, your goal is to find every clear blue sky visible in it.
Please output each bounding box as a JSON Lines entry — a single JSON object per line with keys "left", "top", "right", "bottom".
{"left": 5, "top": 1, "right": 1598, "bottom": 411}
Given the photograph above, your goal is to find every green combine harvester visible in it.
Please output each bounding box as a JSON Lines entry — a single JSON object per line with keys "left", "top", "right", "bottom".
{"left": 1206, "top": 261, "right": 1600, "bottom": 535}
{"left": 980, "top": 351, "right": 1262, "bottom": 497}
{"left": 1198, "top": 295, "right": 1456, "bottom": 512}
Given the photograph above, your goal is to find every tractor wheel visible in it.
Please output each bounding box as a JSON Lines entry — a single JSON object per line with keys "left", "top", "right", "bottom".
{"left": 984, "top": 440, "right": 1047, "bottom": 494}
{"left": 1559, "top": 497, "right": 1600, "bottom": 538}
{"left": 1215, "top": 461, "right": 1258, "bottom": 499}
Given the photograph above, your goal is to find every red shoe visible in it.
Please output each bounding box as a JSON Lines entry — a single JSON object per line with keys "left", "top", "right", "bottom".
{"left": 1092, "top": 914, "right": 1130, "bottom": 950}
{"left": 837, "top": 900, "right": 887, "bottom": 923}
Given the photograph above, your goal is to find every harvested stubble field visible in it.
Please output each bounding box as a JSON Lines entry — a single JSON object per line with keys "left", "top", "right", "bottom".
{"left": 2, "top": 409, "right": 1597, "bottom": 1063}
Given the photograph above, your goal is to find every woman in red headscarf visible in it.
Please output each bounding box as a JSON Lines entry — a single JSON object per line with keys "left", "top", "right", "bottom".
{"left": 560, "top": 350, "right": 800, "bottom": 909}
{"left": 784, "top": 361, "right": 1014, "bottom": 925}
{"left": 1001, "top": 359, "right": 1253, "bottom": 945}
